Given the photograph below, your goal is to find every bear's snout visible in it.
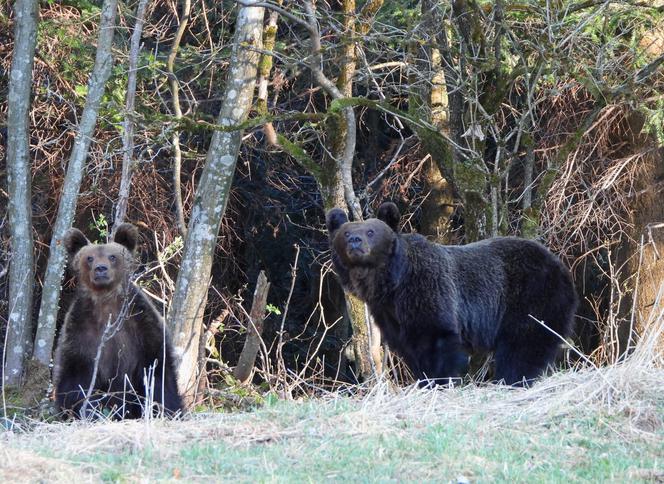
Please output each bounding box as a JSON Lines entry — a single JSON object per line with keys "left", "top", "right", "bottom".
{"left": 94, "top": 264, "right": 109, "bottom": 278}
{"left": 344, "top": 232, "right": 368, "bottom": 256}
{"left": 347, "top": 234, "right": 363, "bottom": 249}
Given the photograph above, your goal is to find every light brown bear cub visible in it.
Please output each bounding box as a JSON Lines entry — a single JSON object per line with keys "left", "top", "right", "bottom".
{"left": 54, "top": 224, "right": 182, "bottom": 419}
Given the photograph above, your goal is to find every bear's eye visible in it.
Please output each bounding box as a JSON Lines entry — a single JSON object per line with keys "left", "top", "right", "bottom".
{"left": 344, "top": 231, "right": 350, "bottom": 237}
{"left": 367, "top": 229, "right": 375, "bottom": 237}
{"left": 86, "top": 256, "right": 94, "bottom": 264}
{"left": 108, "top": 255, "right": 116, "bottom": 263}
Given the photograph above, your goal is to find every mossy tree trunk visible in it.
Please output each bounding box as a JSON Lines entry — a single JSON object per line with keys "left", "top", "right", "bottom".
{"left": 255, "top": 2, "right": 280, "bottom": 146}
{"left": 409, "top": 0, "right": 455, "bottom": 243}
{"left": 328, "top": 0, "right": 380, "bottom": 380}
{"left": 273, "top": 0, "right": 384, "bottom": 381}
{"left": 336, "top": 0, "right": 388, "bottom": 379}
{"left": 405, "top": 0, "right": 492, "bottom": 243}
{"left": 419, "top": 0, "right": 511, "bottom": 242}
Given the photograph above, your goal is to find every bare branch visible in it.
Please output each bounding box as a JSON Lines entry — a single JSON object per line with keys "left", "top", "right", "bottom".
{"left": 112, "top": 0, "right": 151, "bottom": 234}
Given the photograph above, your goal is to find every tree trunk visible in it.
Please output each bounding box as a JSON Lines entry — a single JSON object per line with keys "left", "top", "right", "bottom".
{"left": 421, "top": 158, "right": 455, "bottom": 242}
{"left": 167, "top": 3, "right": 264, "bottom": 405}
{"left": 621, "top": 112, "right": 664, "bottom": 352}
{"left": 330, "top": 0, "right": 390, "bottom": 380}
{"left": 167, "top": 0, "right": 191, "bottom": 237}
{"left": 32, "top": 0, "right": 119, "bottom": 368}
{"left": 329, "top": 0, "right": 376, "bottom": 381}
{"left": 256, "top": 6, "right": 279, "bottom": 113}
{"left": 233, "top": 271, "right": 270, "bottom": 384}
{"left": 254, "top": 6, "right": 280, "bottom": 146}
{"left": 4, "top": 0, "right": 39, "bottom": 387}
{"left": 268, "top": 1, "right": 376, "bottom": 381}
{"left": 302, "top": 1, "right": 360, "bottom": 219}
{"left": 413, "top": 0, "right": 455, "bottom": 243}
{"left": 111, "top": 0, "right": 150, "bottom": 234}
{"left": 429, "top": 0, "right": 493, "bottom": 243}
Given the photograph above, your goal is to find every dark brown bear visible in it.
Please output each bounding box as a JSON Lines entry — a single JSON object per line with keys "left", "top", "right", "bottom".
{"left": 327, "top": 202, "right": 578, "bottom": 386}
{"left": 53, "top": 224, "right": 183, "bottom": 418}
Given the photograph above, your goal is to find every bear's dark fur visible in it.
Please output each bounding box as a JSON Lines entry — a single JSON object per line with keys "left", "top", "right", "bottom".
{"left": 53, "top": 224, "right": 183, "bottom": 418}
{"left": 327, "top": 203, "right": 578, "bottom": 386}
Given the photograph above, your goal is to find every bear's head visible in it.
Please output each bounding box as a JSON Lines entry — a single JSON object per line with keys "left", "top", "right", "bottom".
{"left": 64, "top": 223, "right": 139, "bottom": 292}
{"left": 326, "top": 202, "right": 401, "bottom": 267}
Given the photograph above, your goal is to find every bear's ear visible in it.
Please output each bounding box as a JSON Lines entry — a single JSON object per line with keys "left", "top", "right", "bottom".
{"left": 64, "top": 228, "right": 90, "bottom": 258}
{"left": 326, "top": 208, "right": 348, "bottom": 236}
{"left": 113, "top": 223, "right": 139, "bottom": 252}
{"left": 376, "top": 202, "right": 400, "bottom": 232}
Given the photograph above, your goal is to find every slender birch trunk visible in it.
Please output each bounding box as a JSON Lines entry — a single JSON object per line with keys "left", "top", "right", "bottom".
{"left": 4, "top": 0, "right": 39, "bottom": 387}
{"left": 112, "top": 0, "right": 150, "bottom": 234}
{"left": 32, "top": 0, "right": 119, "bottom": 367}
{"left": 167, "top": 3, "right": 265, "bottom": 405}
{"left": 167, "top": 0, "right": 192, "bottom": 237}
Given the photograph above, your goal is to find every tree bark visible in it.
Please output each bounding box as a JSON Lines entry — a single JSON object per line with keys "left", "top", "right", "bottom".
{"left": 329, "top": 0, "right": 375, "bottom": 381}
{"left": 111, "top": 0, "right": 150, "bottom": 234}
{"left": 620, "top": 112, "right": 664, "bottom": 353}
{"left": 233, "top": 271, "right": 270, "bottom": 384}
{"left": 4, "top": 0, "right": 39, "bottom": 387}
{"left": 327, "top": 0, "right": 387, "bottom": 380}
{"left": 167, "top": 0, "right": 191, "bottom": 237}
{"left": 32, "top": 0, "right": 119, "bottom": 368}
{"left": 167, "top": 2, "right": 264, "bottom": 405}
{"left": 413, "top": 0, "right": 455, "bottom": 243}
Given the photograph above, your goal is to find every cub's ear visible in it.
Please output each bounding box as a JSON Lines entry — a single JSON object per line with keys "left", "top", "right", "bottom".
{"left": 113, "top": 223, "right": 139, "bottom": 252}
{"left": 326, "top": 208, "right": 348, "bottom": 236}
{"left": 63, "top": 228, "right": 90, "bottom": 258}
{"left": 376, "top": 202, "right": 400, "bottom": 232}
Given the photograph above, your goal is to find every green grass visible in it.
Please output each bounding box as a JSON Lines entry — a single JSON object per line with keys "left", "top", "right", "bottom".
{"left": 2, "top": 379, "right": 662, "bottom": 483}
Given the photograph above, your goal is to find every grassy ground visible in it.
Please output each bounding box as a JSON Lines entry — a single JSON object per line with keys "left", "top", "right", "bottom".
{"left": 3, "top": 314, "right": 664, "bottom": 482}
{"left": 2, "top": 358, "right": 663, "bottom": 483}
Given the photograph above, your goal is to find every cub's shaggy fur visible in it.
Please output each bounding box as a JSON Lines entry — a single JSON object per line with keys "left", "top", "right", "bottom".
{"left": 54, "top": 224, "right": 182, "bottom": 418}
{"left": 327, "top": 203, "right": 578, "bottom": 385}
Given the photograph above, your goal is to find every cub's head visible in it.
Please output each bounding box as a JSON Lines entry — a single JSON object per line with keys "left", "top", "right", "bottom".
{"left": 326, "top": 202, "right": 401, "bottom": 267}
{"left": 64, "top": 224, "right": 139, "bottom": 292}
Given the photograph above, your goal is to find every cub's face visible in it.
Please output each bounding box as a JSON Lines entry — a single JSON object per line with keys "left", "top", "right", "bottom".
{"left": 64, "top": 224, "right": 139, "bottom": 292}
{"left": 326, "top": 204, "right": 400, "bottom": 268}
{"left": 74, "top": 243, "right": 130, "bottom": 290}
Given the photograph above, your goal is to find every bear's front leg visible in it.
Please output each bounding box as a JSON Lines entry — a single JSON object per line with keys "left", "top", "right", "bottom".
{"left": 151, "top": 367, "right": 183, "bottom": 417}
{"left": 55, "top": 357, "right": 96, "bottom": 418}
{"left": 408, "top": 332, "right": 469, "bottom": 387}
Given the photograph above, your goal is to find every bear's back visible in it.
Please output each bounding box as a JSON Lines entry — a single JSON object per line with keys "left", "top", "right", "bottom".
{"left": 398, "top": 236, "right": 571, "bottom": 352}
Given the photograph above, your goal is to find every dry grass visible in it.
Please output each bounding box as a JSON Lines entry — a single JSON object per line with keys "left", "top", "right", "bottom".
{"left": 2, "top": 364, "right": 661, "bottom": 481}
{"left": 2, "top": 296, "right": 663, "bottom": 482}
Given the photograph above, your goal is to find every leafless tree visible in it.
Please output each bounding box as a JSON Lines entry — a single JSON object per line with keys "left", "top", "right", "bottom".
{"left": 111, "top": 0, "right": 151, "bottom": 234}
{"left": 253, "top": 0, "right": 385, "bottom": 380}
{"left": 167, "top": 2, "right": 265, "bottom": 405}
{"left": 33, "top": 0, "right": 119, "bottom": 369}
{"left": 4, "top": 0, "right": 39, "bottom": 387}
{"left": 166, "top": 0, "right": 192, "bottom": 237}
